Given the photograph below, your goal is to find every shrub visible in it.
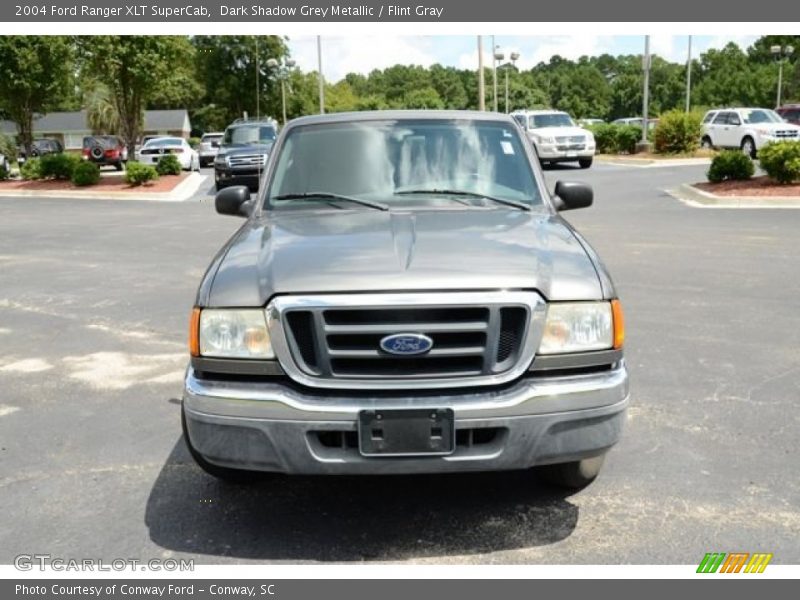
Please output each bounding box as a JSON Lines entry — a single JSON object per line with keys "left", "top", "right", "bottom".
{"left": 707, "top": 150, "right": 754, "bottom": 183}
{"left": 20, "top": 157, "right": 42, "bottom": 180}
{"left": 654, "top": 110, "right": 704, "bottom": 155}
{"left": 589, "top": 123, "right": 617, "bottom": 154}
{"left": 156, "top": 153, "right": 182, "bottom": 176}
{"left": 188, "top": 137, "right": 201, "bottom": 149}
{"left": 0, "top": 133, "right": 17, "bottom": 163}
{"left": 39, "top": 153, "right": 81, "bottom": 180}
{"left": 124, "top": 162, "right": 159, "bottom": 186}
{"left": 757, "top": 140, "right": 800, "bottom": 184}
{"left": 71, "top": 161, "right": 101, "bottom": 187}
{"left": 588, "top": 123, "right": 642, "bottom": 154}
{"left": 0, "top": 164, "right": 9, "bottom": 181}
{"left": 616, "top": 125, "right": 643, "bottom": 154}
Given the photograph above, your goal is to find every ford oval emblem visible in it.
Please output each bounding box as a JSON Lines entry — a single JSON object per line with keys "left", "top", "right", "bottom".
{"left": 379, "top": 333, "right": 434, "bottom": 356}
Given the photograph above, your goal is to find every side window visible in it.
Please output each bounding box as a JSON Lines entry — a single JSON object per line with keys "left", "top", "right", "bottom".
{"left": 712, "top": 113, "right": 729, "bottom": 125}
{"left": 728, "top": 113, "right": 741, "bottom": 126}
{"left": 512, "top": 114, "right": 526, "bottom": 128}
{"left": 702, "top": 112, "right": 716, "bottom": 124}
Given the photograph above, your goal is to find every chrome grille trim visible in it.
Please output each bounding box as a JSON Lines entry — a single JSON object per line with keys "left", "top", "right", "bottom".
{"left": 266, "top": 292, "right": 546, "bottom": 390}
{"left": 229, "top": 154, "right": 267, "bottom": 167}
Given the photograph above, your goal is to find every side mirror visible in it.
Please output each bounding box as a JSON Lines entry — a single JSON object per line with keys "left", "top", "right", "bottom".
{"left": 215, "top": 185, "right": 253, "bottom": 217}
{"left": 553, "top": 181, "right": 593, "bottom": 211}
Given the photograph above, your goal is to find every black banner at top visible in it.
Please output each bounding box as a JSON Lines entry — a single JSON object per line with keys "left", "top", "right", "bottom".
{"left": 4, "top": 0, "right": 800, "bottom": 22}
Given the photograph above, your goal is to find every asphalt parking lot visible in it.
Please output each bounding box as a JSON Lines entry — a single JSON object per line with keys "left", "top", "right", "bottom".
{"left": 1, "top": 162, "right": 798, "bottom": 564}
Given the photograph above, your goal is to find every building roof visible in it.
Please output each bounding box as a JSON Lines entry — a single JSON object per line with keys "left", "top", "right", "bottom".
{"left": 0, "top": 109, "right": 190, "bottom": 136}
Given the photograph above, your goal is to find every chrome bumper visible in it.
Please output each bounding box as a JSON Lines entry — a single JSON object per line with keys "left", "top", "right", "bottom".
{"left": 182, "top": 363, "right": 629, "bottom": 474}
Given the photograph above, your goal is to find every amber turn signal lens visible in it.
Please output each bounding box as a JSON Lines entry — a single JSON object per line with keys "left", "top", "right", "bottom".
{"left": 611, "top": 299, "right": 625, "bottom": 349}
{"left": 189, "top": 307, "right": 201, "bottom": 356}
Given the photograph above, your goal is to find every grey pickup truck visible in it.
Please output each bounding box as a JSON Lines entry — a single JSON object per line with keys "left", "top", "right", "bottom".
{"left": 183, "top": 110, "right": 629, "bottom": 489}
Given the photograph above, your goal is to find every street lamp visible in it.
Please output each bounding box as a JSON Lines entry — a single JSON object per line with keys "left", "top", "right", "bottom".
{"left": 266, "top": 57, "right": 296, "bottom": 125}
{"left": 492, "top": 36, "right": 500, "bottom": 112}
{"left": 505, "top": 51, "right": 520, "bottom": 113}
{"left": 771, "top": 44, "right": 794, "bottom": 108}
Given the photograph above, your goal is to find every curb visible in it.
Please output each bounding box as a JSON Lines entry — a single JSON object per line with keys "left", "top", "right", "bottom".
{"left": 596, "top": 156, "right": 712, "bottom": 168}
{"left": 0, "top": 172, "right": 206, "bottom": 202}
{"left": 667, "top": 183, "right": 800, "bottom": 209}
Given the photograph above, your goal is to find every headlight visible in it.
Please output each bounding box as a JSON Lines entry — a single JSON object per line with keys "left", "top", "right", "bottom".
{"left": 538, "top": 301, "right": 623, "bottom": 354}
{"left": 535, "top": 134, "right": 555, "bottom": 144}
{"left": 191, "top": 308, "right": 273, "bottom": 359}
{"left": 214, "top": 154, "right": 228, "bottom": 166}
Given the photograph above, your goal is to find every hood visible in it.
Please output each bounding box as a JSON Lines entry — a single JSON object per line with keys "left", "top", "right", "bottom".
{"left": 205, "top": 208, "right": 603, "bottom": 307}
{"left": 219, "top": 142, "right": 274, "bottom": 156}
{"left": 757, "top": 122, "right": 800, "bottom": 131}
{"left": 529, "top": 126, "right": 592, "bottom": 138}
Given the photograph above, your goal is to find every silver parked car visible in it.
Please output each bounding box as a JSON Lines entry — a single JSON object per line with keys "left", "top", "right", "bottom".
{"left": 183, "top": 111, "right": 629, "bottom": 489}
{"left": 198, "top": 132, "right": 224, "bottom": 168}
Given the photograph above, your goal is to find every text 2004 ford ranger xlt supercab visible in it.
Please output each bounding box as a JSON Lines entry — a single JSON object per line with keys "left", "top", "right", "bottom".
{"left": 183, "top": 111, "right": 628, "bottom": 489}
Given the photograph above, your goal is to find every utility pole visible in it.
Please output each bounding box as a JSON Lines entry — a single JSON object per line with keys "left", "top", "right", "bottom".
{"left": 491, "top": 35, "right": 498, "bottom": 112}
{"left": 477, "top": 36, "right": 485, "bottom": 111}
{"left": 317, "top": 35, "right": 325, "bottom": 114}
{"left": 685, "top": 35, "right": 692, "bottom": 112}
{"left": 637, "top": 35, "right": 652, "bottom": 153}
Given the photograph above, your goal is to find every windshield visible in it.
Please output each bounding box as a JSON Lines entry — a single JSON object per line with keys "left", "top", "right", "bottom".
{"left": 201, "top": 134, "right": 222, "bottom": 142}
{"left": 742, "top": 109, "right": 783, "bottom": 124}
{"left": 144, "top": 138, "right": 183, "bottom": 147}
{"left": 224, "top": 125, "right": 277, "bottom": 145}
{"left": 266, "top": 119, "right": 542, "bottom": 209}
{"left": 531, "top": 113, "right": 574, "bottom": 128}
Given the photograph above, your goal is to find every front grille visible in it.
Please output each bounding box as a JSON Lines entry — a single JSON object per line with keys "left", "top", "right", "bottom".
{"left": 272, "top": 293, "right": 540, "bottom": 388}
{"left": 229, "top": 154, "right": 266, "bottom": 167}
{"left": 314, "top": 427, "right": 502, "bottom": 450}
{"left": 775, "top": 130, "right": 799, "bottom": 138}
{"left": 555, "top": 144, "right": 586, "bottom": 151}
{"left": 555, "top": 135, "right": 585, "bottom": 144}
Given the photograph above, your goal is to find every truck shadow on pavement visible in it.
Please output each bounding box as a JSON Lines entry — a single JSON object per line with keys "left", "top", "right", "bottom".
{"left": 145, "top": 438, "right": 580, "bottom": 561}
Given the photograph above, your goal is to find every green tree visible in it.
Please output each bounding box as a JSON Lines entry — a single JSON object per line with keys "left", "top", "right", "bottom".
{"left": 193, "top": 36, "right": 288, "bottom": 126}
{"left": 84, "top": 82, "right": 120, "bottom": 135}
{"left": 77, "top": 36, "right": 192, "bottom": 157}
{"left": 0, "top": 36, "right": 74, "bottom": 155}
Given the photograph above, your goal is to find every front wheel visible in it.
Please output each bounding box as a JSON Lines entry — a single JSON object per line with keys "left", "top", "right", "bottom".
{"left": 578, "top": 157, "right": 593, "bottom": 169}
{"left": 741, "top": 136, "right": 757, "bottom": 159}
{"left": 181, "top": 405, "right": 266, "bottom": 484}
{"left": 535, "top": 454, "right": 606, "bottom": 490}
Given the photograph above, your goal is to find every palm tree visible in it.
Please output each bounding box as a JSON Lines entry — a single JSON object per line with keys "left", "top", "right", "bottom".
{"left": 85, "top": 82, "right": 120, "bottom": 135}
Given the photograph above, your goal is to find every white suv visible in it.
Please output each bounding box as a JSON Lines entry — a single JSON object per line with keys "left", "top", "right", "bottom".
{"left": 701, "top": 108, "right": 800, "bottom": 158}
{"left": 511, "top": 110, "right": 596, "bottom": 168}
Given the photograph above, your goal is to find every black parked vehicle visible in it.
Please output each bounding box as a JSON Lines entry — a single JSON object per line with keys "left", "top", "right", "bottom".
{"left": 17, "top": 138, "right": 63, "bottom": 162}
{"left": 213, "top": 118, "right": 278, "bottom": 191}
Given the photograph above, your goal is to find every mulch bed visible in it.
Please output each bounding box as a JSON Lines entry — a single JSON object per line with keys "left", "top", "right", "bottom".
{"left": 694, "top": 176, "right": 800, "bottom": 197}
{"left": 0, "top": 173, "right": 188, "bottom": 193}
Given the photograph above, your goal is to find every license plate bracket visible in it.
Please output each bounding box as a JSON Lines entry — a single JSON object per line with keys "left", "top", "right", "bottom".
{"left": 358, "top": 408, "right": 455, "bottom": 457}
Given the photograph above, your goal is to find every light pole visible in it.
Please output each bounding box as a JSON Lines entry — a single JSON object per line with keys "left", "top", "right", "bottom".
{"left": 505, "top": 51, "right": 520, "bottom": 113}
{"left": 685, "top": 35, "right": 692, "bottom": 113}
{"left": 637, "top": 35, "right": 652, "bottom": 153}
{"left": 492, "top": 35, "right": 499, "bottom": 112}
{"left": 266, "top": 57, "right": 296, "bottom": 125}
{"left": 477, "top": 36, "right": 485, "bottom": 111}
{"left": 317, "top": 35, "right": 325, "bottom": 114}
{"left": 493, "top": 48, "right": 504, "bottom": 113}
{"left": 771, "top": 44, "right": 794, "bottom": 108}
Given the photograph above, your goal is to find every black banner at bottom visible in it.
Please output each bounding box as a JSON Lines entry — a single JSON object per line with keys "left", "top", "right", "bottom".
{"left": 1, "top": 579, "right": 794, "bottom": 600}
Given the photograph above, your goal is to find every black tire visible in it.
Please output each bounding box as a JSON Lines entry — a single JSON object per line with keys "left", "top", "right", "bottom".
{"left": 701, "top": 136, "right": 713, "bottom": 149}
{"left": 535, "top": 454, "right": 606, "bottom": 490}
{"left": 115, "top": 161, "right": 123, "bottom": 172}
{"left": 181, "top": 405, "right": 265, "bottom": 484}
{"left": 578, "top": 157, "right": 593, "bottom": 169}
{"left": 90, "top": 146, "right": 104, "bottom": 160}
{"left": 741, "top": 136, "right": 757, "bottom": 159}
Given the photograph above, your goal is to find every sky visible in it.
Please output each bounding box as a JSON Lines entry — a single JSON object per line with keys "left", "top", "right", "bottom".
{"left": 287, "top": 35, "right": 759, "bottom": 82}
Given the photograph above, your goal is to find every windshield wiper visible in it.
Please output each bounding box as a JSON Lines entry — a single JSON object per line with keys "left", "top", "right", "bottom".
{"left": 395, "top": 189, "right": 531, "bottom": 211}
{"left": 273, "top": 192, "right": 390, "bottom": 211}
